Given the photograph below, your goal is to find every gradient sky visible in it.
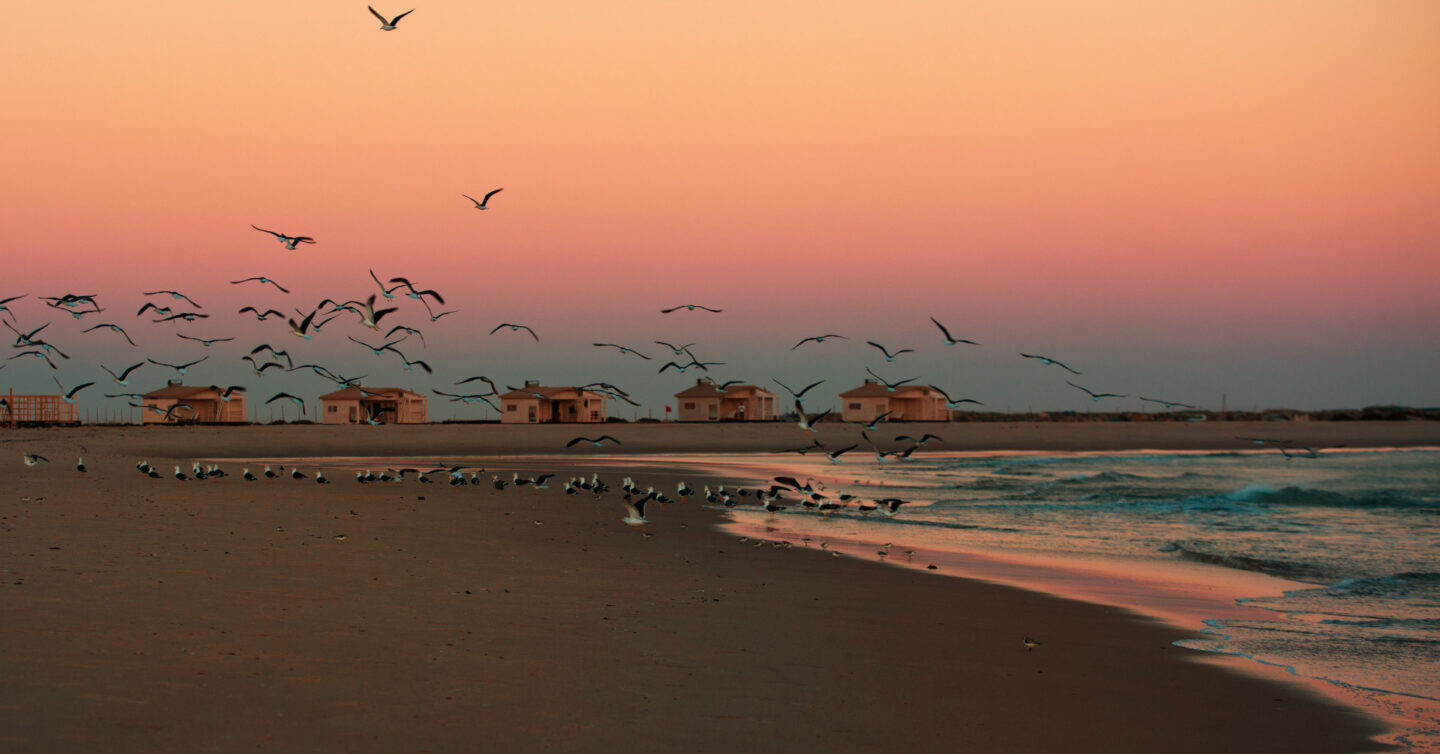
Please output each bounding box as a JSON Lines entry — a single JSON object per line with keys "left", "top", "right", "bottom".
{"left": 1, "top": 1, "right": 1437, "bottom": 419}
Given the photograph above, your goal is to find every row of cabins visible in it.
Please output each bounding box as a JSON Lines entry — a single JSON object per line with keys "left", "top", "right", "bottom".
{"left": 33, "top": 378, "right": 951, "bottom": 425}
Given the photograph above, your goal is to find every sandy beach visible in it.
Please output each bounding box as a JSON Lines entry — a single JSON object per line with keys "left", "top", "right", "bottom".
{"left": 3, "top": 422, "right": 1425, "bottom": 752}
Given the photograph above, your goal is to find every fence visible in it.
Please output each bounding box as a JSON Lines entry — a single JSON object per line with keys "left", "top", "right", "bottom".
{"left": 1, "top": 390, "right": 80, "bottom": 426}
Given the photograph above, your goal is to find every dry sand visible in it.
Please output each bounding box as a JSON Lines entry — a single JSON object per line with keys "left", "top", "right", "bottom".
{"left": 3, "top": 421, "right": 1424, "bottom": 752}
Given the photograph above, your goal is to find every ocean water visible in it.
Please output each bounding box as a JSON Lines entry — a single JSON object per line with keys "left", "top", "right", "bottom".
{"left": 707, "top": 447, "right": 1440, "bottom": 751}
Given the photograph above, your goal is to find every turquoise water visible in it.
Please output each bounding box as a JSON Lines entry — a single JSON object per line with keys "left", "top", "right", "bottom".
{"left": 705, "top": 447, "right": 1440, "bottom": 751}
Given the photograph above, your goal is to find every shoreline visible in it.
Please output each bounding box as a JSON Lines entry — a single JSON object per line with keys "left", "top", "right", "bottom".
{"left": 1, "top": 425, "right": 1405, "bottom": 751}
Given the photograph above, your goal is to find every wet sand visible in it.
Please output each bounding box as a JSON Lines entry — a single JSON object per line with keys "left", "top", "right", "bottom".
{"left": 1, "top": 423, "right": 1414, "bottom": 752}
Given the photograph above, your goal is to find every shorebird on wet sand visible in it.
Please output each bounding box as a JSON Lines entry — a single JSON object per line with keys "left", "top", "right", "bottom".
{"left": 1023, "top": 635, "right": 1041, "bottom": 651}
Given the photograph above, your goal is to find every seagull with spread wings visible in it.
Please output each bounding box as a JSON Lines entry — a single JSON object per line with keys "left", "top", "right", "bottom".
{"left": 930, "top": 316, "right": 980, "bottom": 346}
{"left": 147, "top": 356, "right": 209, "bottom": 376}
{"left": 251, "top": 225, "right": 314, "bottom": 249}
{"left": 464, "top": 189, "right": 503, "bottom": 210}
{"left": 593, "top": 343, "right": 651, "bottom": 360}
{"left": 100, "top": 362, "right": 145, "bottom": 385}
{"left": 368, "top": 5, "right": 414, "bottom": 30}
{"left": 143, "top": 290, "right": 202, "bottom": 308}
{"left": 491, "top": 323, "right": 539, "bottom": 340}
{"left": 1066, "top": 381, "right": 1127, "bottom": 401}
{"left": 866, "top": 341, "right": 914, "bottom": 362}
{"left": 82, "top": 323, "right": 137, "bottom": 346}
{"left": 1021, "top": 352, "right": 1082, "bottom": 375}
{"left": 239, "top": 306, "right": 286, "bottom": 322}
{"left": 231, "top": 277, "right": 290, "bottom": 294}
{"left": 661, "top": 304, "right": 722, "bottom": 313}
{"left": 774, "top": 379, "right": 825, "bottom": 403}
{"left": 791, "top": 334, "right": 847, "bottom": 350}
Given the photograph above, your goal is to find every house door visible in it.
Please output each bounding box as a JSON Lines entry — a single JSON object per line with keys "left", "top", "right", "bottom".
{"left": 528, "top": 406, "right": 537, "bottom": 422}
{"left": 708, "top": 403, "right": 718, "bottom": 420}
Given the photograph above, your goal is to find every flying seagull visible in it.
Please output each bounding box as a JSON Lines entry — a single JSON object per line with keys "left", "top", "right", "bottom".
{"left": 463, "top": 189, "right": 503, "bottom": 210}
{"left": 265, "top": 392, "right": 306, "bottom": 415}
{"left": 791, "top": 334, "right": 846, "bottom": 350}
{"left": 52, "top": 377, "right": 94, "bottom": 404}
{"left": 100, "top": 362, "right": 145, "bottom": 385}
{"left": 865, "top": 367, "right": 917, "bottom": 392}
{"left": 774, "top": 379, "right": 824, "bottom": 403}
{"left": 177, "top": 334, "right": 234, "bottom": 347}
{"left": 622, "top": 495, "right": 649, "bottom": 533}
{"left": 1067, "top": 381, "right": 1127, "bottom": 401}
{"left": 653, "top": 341, "right": 696, "bottom": 356}
{"left": 356, "top": 295, "right": 397, "bottom": 331}
{"left": 661, "top": 304, "right": 722, "bottom": 313}
{"left": 231, "top": 277, "right": 290, "bottom": 294}
{"left": 593, "top": 343, "right": 651, "bottom": 360}
{"left": 491, "top": 323, "right": 539, "bottom": 340}
{"left": 143, "top": 290, "right": 202, "bottom": 308}
{"left": 239, "top": 306, "right": 286, "bottom": 321}
{"left": 930, "top": 316, "right": 980, "bottom": 346}
{"left": 1020, "top": 352, "right": 1082, "bottom": 375}
{"left": 82, "top": 323, "right": 137, "bottom": 346}
{"left": 251, "top": 225, "right": 315, "bottom": 250}
{"left": 566, "top": 435, "right": 622, "bottom": 448}
{"left": 368, "top": 5, "right": 414, "bottom": 30}
{"left": 929, "top": 384, "right": 984, "bottom": 409}
{"left": 1140, "top": 396, "right": 1198, "bottom": 410}
{"left": 287, "top": 310, "right": 317, "bottom": 339}
{"left": 866, "top": 341, "right": 914, "bottom": 362}
{"left": 147, "top": 356, "right": 209, "bottom": 375}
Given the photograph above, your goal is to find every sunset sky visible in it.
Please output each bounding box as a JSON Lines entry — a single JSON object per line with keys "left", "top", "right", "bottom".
{"left": 1, "top": 1, "right": 1436, "bottom": 418}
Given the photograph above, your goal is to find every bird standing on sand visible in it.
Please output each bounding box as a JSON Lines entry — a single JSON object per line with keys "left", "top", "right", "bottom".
{"left": 1023, "top": 635, "right": 1041, "bottom": 651}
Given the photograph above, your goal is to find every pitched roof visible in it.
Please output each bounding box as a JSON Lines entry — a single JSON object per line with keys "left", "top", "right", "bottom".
{"left": 674, "top": 383, "right": 776, "bottom": 398}
{"left": 498, "top": 386, "right": 604, "bottom": 401}
{"left": 143, "top": 384, "right": 223, "bottom": 399}
{"left": 318, "top": 387, "right": 423, "bottom": 401}
{"left": 838, "top": 383, "right": 941, "bottom": 398}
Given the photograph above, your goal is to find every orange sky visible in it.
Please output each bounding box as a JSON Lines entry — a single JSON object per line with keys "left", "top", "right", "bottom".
{"left": 1, "top": 1, "right": 1436, "bottom": 414}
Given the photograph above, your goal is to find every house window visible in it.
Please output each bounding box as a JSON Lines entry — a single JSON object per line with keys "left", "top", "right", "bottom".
{"left": 683, "top": 402, "right": 695, "bottom": 410}
{"left": 327, "top": 405, "right": 337, "bottom": 413}
{"left": 590, "top": 411, "right": 599, "bottom": 420}
{"left": 848, "top": 403, "right": 861, "bottom": 410}
{"left": 506, "top": 404, "right": 516, "bottom": 412}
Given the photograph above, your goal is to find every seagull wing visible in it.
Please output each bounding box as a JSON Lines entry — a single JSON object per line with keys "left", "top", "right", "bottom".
{"left": 251, "top": 224, "right": 281, "bottom": 238}
{"left": 391, "top": 8, "right": 415, "bottom": 23}
{"left": 368, "top": 5, "right": 388, "bottom": 22}
{"left": 565, "top": 437, "right": 587, "bottom": 448}
{"left": 481, "top": 188, "right": 503, "bottom": 205}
